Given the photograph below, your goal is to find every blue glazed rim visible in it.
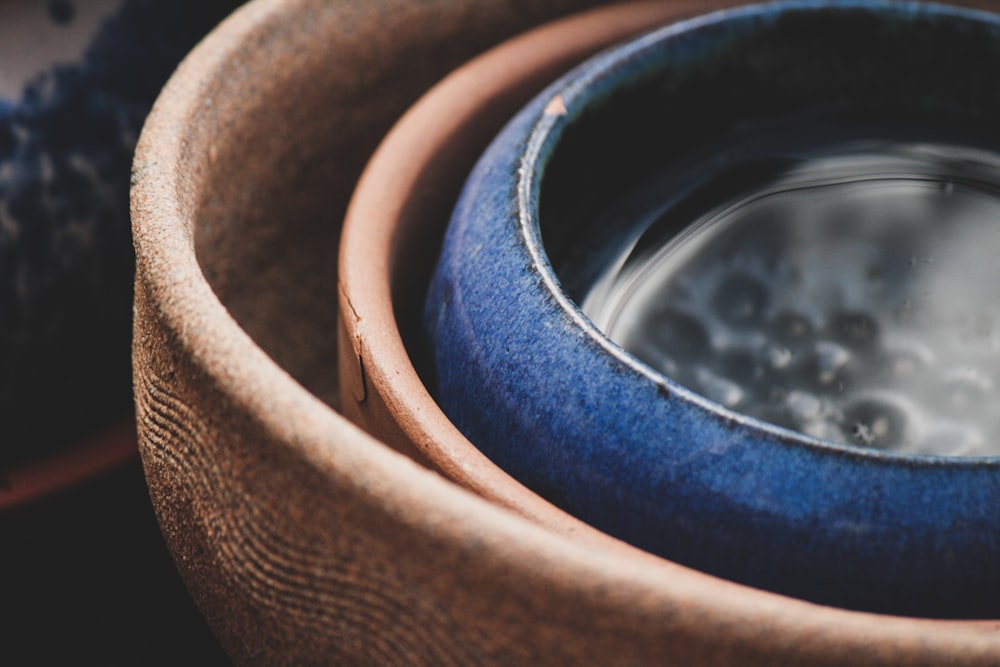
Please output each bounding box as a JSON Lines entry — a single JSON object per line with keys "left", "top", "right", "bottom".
{"left": 426, "top": 0, "right": 1000, "bottom": 616}
{"left": 520, "top": 0, "right": 1000, "bottom": 469}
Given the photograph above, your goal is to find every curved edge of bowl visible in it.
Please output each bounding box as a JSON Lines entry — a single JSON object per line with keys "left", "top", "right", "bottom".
{"left": 424, "top": 0, "right": 1000, "bottom": 615}
{"left": 131, "top": 0, "right": 1000, "bottom": 663}
{"left": 338, "top": 0, "right": 720, "bottom": 557}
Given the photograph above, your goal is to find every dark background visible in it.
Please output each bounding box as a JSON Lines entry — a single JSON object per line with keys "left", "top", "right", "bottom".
{"left": 2, "top": 456, "right": 232, "bottom": 666}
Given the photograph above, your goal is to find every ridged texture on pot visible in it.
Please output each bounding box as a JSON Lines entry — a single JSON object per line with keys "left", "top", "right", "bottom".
{"left": 131, "top": 0, "right": 1000, "bottom": 664}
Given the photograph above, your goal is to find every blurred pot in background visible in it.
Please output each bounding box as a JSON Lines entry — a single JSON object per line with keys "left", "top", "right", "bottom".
{"left": 2, "top": 1, "right": 247, "bottom": 663}
{"left": 0, "top": 0, "right": 243, "bottom": 490}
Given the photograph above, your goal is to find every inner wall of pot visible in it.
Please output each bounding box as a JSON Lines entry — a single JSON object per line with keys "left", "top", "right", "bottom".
{"left": 185, "top": 8, "right": 483, "bottom": 409}
{"left": 184, "top": 21, "right": 364, "bottom": 409}
{"left": 541, "top": 6, "right": 1000, "bottom": 297}
{"left": 186, "top": 0, "right": 625, "bottom": 412}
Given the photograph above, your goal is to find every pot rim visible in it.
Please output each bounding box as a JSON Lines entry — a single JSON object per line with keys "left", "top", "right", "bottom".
{"left": 341, "top": 0, "right": 1000, "bottom": 633}
{"left": 130, "top": 0, "right": 1000, "bottom": 658}
{"left": 339, "top": 0, "right": 724, "bottom": 557}
{"left": 515, "top": 0, "right": 1000, "bottom": 467}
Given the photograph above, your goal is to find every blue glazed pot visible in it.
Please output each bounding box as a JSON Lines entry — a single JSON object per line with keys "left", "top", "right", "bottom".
{"left": 425, "top": 0, "right": 1000, "bottom": 617}
{"left": 0, "top": 0, "right": 242, "bottom": 466}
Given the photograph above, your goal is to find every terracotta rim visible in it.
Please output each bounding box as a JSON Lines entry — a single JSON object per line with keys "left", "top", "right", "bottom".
{"left": 339, "top": 0, "right": 722, "bottom": 554}
{"left": 339, "top": 0, "right": 1000, "bottom": 632}
{"left": 368, "top": 0, "right": 1000, "bottom": 618}
{"left": 130, "top": 0, "right": 1000, "bottom": 661}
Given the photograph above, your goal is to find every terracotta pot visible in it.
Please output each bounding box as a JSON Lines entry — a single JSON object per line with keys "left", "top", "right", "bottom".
{"left": 132, "top": 0, "right": 1000, "bottom": 664}
{"left": 338, "top": 0, "right": 735, "bottom": 550}
{"left": 420, "top": 0, "right": 1000, "bottom": 617}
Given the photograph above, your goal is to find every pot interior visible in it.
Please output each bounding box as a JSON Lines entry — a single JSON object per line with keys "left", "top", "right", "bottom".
{"left": 539, "top": 2, "right": 1000, "bottom": 457}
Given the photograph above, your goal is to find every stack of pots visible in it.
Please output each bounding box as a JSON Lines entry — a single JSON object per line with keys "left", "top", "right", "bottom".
{"left": 131, "top": 0, "right": 1000, "bottom": 664}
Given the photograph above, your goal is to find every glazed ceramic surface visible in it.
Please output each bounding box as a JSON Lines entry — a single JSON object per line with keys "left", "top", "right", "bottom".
{"left": 0, "top": 0, "right": 240, "bottom": 466}
{"left": 425, "top": 0, "right": 1000, "bottom": 617}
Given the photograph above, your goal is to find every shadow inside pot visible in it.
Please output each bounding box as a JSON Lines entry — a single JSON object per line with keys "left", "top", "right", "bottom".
{"left": 189, "top": 0, "right": 634, "bottom": 415}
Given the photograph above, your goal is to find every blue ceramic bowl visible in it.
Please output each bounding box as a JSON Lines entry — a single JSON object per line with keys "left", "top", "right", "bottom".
{"left": 425, "top": 0, "right": 1000, "bottom": 617}
{"left": 0, "top": 0, "right": 241, "bottom": 466}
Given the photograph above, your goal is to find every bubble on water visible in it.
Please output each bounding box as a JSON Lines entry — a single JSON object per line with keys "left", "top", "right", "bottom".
{"left": 827, "top": 310, "right": 879, "bottom": 350}
{"left": 693, "top": 366, "right": 745, "bottom": 408}
{"left": 754, "top": 390, "right": 846, "bottom": 442}
{"left": 941, "top": 368, "right": 992, "bottom": 416}
{"left": 785, "top": 390, "right": 824, "bottom": 422}
{"left": 634, "top": 307, "right": 710, "bottom": 360}
{"left": 879, "top": 339, "right": 934, "bottom": 381}
{"left": 761, "top": 343, "right": 793, "bottom": 370}
{"left": 716, "top": 348, "right": 763, "bottom": 386}
{"left": 808, "top": 340, "right": 853, "bottom": 389}
{"left": 712, "top": 273, "right": 769, "bottom": 326}
{"left": 843, "top": 396, "right": 910, "bottom": 450}
{"left": 769, "top": 310, "right": 814, "bottom": 345}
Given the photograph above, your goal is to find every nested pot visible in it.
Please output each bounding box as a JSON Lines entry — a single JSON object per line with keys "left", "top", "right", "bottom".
{"left": 425, "top": 0, "right": 1000, "bottom": 617}
{"left": 133, "top": 0, "right": 1000, "bottom": 664}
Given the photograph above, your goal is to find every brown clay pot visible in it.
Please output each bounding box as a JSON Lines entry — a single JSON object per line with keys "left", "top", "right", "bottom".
{"left": 337, "top": 0, "right": 732, "bottom": 550}
{"left": 131, "top": 0, "right": 1000, "bottom": 664}
{"left": 342, "top": 0, "right": 1000, "bottom": 619}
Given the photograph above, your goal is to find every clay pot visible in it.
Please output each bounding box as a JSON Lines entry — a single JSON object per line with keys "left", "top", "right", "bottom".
{"left": 423, "top": 0, "right": 1000, "bottom": 617}
{"left": 338, "top": 0, "right": 735, "bottom": 548}
{"left": 132, "top": 0, "right": 1000, "bottom": 664}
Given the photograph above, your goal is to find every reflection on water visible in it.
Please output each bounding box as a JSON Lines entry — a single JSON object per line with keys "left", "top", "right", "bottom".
{"left": 579, "top": 133, "right": 1000, "bottom": 456}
